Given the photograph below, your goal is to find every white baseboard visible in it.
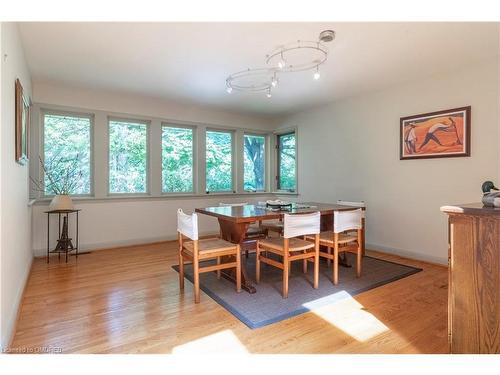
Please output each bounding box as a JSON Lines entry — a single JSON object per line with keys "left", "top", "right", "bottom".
{"left": 35, "top": 237, "right": 448, "bottom": 266}
{"left": 2, "top": 256, "right": 33, "bottom": 350}
{"left": 367, "top": 242, "right": 447, "bottom": 266}
{"left": 33, "top": 231, "right": 218, "bottom": 257}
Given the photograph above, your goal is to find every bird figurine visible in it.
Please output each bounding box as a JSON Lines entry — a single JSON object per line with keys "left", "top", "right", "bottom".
{"left": 481, "top": 181, "right": 500, "bottom": 207}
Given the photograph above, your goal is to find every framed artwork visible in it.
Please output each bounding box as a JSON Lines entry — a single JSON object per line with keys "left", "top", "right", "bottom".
{"left": 400, "top": 106, "right": 471, "bottom": 160}
{"left": 15, "top": 78, "right": 30, "bottom": 165}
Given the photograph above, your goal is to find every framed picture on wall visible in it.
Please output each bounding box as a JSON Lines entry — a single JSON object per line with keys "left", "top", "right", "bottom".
{"left": 400, "top": 106, "right": 471, "bottom": 160}
{"left": 15, "top": 78, "right": 30, "bottom": 165}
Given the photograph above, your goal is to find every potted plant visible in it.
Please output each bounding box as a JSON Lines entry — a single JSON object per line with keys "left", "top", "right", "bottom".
{"left": 31, "top": 155, "right": 85, "bottom": 211}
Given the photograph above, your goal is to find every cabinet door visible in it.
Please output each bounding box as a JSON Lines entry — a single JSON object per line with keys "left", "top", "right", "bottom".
{"left": 450, "top": 214, "right": 500, "bottom": 353}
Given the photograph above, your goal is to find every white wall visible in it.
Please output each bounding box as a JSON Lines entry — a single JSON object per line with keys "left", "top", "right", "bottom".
{"left": 0, "top": 22, "right": 33, "bottom": 348}
{"left": 278, "top": 59, "right": 499, "bottom": 264}
{"left": 30, "top": 82, "right": 277, "bottom": 256}
{"left": 32, "top": 81, "right": 278, "bottom": 131}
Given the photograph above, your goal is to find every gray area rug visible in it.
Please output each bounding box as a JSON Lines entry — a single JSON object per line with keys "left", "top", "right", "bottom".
{"left": 172, "top": 253, "right": 422, "bottom": 329}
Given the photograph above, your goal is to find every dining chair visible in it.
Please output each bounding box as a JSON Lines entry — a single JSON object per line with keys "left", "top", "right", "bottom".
{"left": 305, "top": 208, "right": 363, "bottom": 285}
{"left": 337, "top": 200, "right": 365, "bottom": 257}
{"left": 219, "top": 202, "right": 267, "bottom": 258}
{"left": 177, "top": 209, "right": 241, "bottom": 303}
{"left": 256, "top": 211, "right": 320, "bottom": 298}
{"left": 254, "top": 201, "right": 284, "bottom": 236}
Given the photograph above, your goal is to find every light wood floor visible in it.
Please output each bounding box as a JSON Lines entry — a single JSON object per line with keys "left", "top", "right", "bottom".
{"left": 10, "top": 241, "right": 448, "bottom": 353}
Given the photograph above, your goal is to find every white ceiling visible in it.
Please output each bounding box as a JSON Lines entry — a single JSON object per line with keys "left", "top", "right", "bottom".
{"left": 18, "top": 22, "right": 499, "bottom": 118}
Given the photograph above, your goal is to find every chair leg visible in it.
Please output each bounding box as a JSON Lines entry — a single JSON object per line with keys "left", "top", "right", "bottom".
{"left": 327, "top": 247, "right": 331, "bottom": 267}
{"left": 333, "top": 244, "right": 339, "bottom": 285}
{"left": 216, "top": 256, "right": 221, "bottom": 279}
{"left": 245, "top": 249, "right": 249, "bottom": 258}
{"left": 179, "top": 251, "right": 184, "bottom": 290}
{"left": 283, "top": 244, "right": 289, "bottom": 298}
{"left": 303, "top": 250, "right": 308, "bottom": 273}
{"left": 356, "top": 246, "right": 362, "bottom": 278}
{"left": 255, "top": 241, "right": 261, "bottom": 283}
{"left": 314, "top": 235, "right": 320, "bottom": 289}
{"left": 357, "top": 229, "right": 363, "bottom": 277}
{"left": 236, "top": 245, "right": 242, "bottom": 293}
{"left": 193, "top": 258, "right": 200, "bottom": 303}
{"left": 283, "top": 260, "right": 289, "bottom": 298}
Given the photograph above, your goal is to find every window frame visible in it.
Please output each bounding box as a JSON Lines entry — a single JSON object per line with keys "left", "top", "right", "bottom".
{"left": 40, "top": 109, "right": 95, "bottom": 198}
{"left": 205, "top": 127, "right": 236, "bottom": 194}
{"left": 275, "top": 129, "right": 298, "bottom": 193}
{"left": 243, "top": 132, "right": 267, "bottom": 193}
{"left": 107, "top": 116, "right": 151, "bottom": 196}
{"left": 161, "top": 122, "right": 196, "bottom": 195}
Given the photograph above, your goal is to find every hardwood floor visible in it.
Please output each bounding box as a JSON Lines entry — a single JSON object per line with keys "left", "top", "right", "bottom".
{"left": 10, "top": 241, "right": 448, "bottom": 354}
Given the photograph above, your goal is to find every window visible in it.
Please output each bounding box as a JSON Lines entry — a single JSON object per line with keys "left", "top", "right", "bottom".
{"left": 277, "top": 132, "right": 296, "bottom": 191}
{"left": 244, "top": 134, "right": 266, "bottom": 191}
{"left": 108, "top": 119, "right": 148, "bottom": 194}
{"left": 206, "top": 130, "right": 233, "bottom": 192}
{"left": 43, "top": 112, "right": 92, "bottom": 195}
{"left": 162, "top": 125, "right": 194, "bottom": 193}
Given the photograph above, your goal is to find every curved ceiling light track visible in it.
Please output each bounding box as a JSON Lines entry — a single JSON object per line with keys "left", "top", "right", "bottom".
{"left": 225, "top": 30, "right": 335, "bottom": 98}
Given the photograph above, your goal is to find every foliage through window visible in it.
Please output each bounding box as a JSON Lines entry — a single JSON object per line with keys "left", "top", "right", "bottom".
{"left": 162, "top": 126, "right": 194, "bottom": 193}
{"left": 206, "top": 130, "right": 233, "bottom": 192}
{"left": 43, "top": 113, "right": 92, "bottom": 195}
{"left": 244, "top": 134, "right": 265, "bottom": 191}
{"left": 109, "top": 119, "right": 148, "bottom": 193}
{"left": 277, "top": 132, "right": 296, "bottom": 191}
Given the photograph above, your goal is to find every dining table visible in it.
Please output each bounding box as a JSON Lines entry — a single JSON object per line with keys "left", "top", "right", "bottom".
{"left": 195, "top": 202, "right": 366, "bottom": 294}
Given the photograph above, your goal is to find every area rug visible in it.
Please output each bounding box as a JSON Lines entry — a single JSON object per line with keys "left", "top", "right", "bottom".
{"left": 172, "top": 253, "right": 422, "bottom": 329}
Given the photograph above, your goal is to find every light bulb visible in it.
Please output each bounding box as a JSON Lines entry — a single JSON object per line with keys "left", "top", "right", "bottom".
{"left": 226, "top": 86, "right": 233, "bottom": 93}
{"left": 271, "top": 74, "right": 278, "bottom": 87}
{"left": 277, "top": 51, "right": 286, "bottom": 70}
{"left": 313, "top": 71, "right": 320, "bottom": 80}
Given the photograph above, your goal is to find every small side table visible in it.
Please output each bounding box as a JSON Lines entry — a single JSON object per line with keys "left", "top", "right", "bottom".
{"left": 45, "top": 209, "right": 81, "bottom": 263}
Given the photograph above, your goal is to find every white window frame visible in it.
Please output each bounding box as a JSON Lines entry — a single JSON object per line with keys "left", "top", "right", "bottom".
{"left": 107, "top": 117, "right": 151, "bottom": 196}
{"left": 40, "top": 109, "right": 95, "bottom": 198}
{"left": 205, "top": 128, "right": 236, "bottom": 194}
{"left": 161, "top": 123, "right": 196, "bottom": 195}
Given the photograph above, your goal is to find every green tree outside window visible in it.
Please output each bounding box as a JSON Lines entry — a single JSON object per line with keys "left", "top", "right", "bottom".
{"left": 278, "top": 132, "right": 296, "bottom": 191}
{"left": 109, "top": 120, "right": 148, "bottom": 193}
{"left": 162, "top": 126, "right": 193, "bottom": 193}
{"left": 206, "top": 130, "right": 232, "bottom": 192}
{"left": 244, "top": 134, "right": 265, "bottom": 191}
{"left": 43, "top": 113, "right": 91, "bottom": 195}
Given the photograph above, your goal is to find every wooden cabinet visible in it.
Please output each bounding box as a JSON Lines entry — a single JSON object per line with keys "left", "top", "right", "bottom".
{"left": 441, "top": 203, "right": 500, "bottom": 354}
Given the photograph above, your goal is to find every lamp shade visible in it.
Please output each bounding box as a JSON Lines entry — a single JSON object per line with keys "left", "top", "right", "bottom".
{"left": 49, "top": 194, "right": 75, "bottom": 211}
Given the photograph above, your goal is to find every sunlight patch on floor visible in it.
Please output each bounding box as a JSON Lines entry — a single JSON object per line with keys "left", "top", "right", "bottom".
{"left": 304, "top": 291, "right": 389, "bottom": 342}
{"left": 172, "top": 329, "right": 248, "bottom": 354}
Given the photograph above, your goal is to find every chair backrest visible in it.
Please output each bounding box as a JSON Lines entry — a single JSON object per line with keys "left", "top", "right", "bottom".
{"left": 337, "top": 200, "right": 365, "bottom": 218}
{"left": 336, "top": 200, "right": 365, "bottom": 207}
{"left": 283, "top": 212, "right": 320, "bottom": 238}
{"left": 219, "top": 202, "right": 248, "bottom": 207}
{"left": 177, "top": 209, "right": 199, "bottom": 240}
{"left": 334, "top": 208, "right": 363, "bottom": 233}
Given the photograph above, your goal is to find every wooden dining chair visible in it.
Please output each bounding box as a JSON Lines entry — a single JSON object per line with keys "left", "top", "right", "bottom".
{"left": 305, "top": 208, "right": 363, "bottom": 285}
{"left": 337, "top": 200, "right": 365, "bottom": 257}
{"left": 219, "top": 202, "right": 267, "bottom": 258}
{"left": 259, "top": 219, "right": 284, "bottom": 236}
{"left": 177, "top": 209, "right": 241, "bottom": 303}
{"left": 256, "top": 211, "right": 320, "bottom": 298}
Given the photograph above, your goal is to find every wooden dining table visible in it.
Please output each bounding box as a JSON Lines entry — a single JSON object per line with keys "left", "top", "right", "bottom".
{"left": 195, "top": 202, "right": 366, "bottom": 293}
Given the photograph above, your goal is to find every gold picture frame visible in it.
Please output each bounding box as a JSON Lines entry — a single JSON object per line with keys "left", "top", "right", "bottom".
{"left": 15, "top": 78, "right": 30, "bottom": 165}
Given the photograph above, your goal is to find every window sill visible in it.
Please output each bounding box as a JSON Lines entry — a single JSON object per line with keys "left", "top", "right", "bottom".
{"left": 32, "top": 191, "right": 277, "bottom": 205}
{"left": 272, "top": 191, "right": 299, "bottom": 196}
